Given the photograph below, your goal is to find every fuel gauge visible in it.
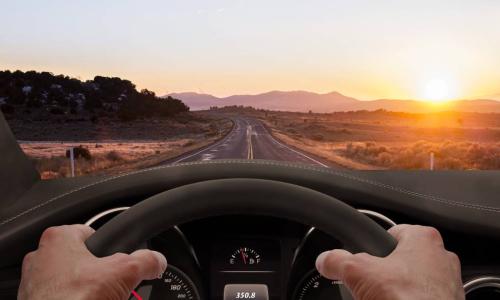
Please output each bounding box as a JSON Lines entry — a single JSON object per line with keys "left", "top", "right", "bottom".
{"left": 229, "top": 247, "right": 261, "bottom": 266}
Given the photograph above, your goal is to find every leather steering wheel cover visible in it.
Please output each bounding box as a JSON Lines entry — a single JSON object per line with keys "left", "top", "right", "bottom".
{"left": 86, "top": 178, "right": 397, "bottom": 257}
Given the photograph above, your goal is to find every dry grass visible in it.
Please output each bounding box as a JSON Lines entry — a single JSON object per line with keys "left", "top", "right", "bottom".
{"left": 21, "top": 117, "right": 233, "bottom": 178}
{"left": 23, "top": 139, "right": 205, "bottom": 179}
{"left": 272, "top": 131, "right": 380, "bottom": 169}
{"left": 9, "top": 112, "right": 217, "bottom": 141}
{"left": 251, "top": 109, "right": 500, "bottom": 170}
{"left": 341, "top": 141, "right": 500, "bottom": 170}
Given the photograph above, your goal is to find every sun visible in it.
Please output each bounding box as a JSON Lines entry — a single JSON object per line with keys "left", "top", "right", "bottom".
{"left": 421, "top": 79, "right": 454, "bottom": 103}
{"left": 423, "top": 79, "right": 449, "bottom": 102}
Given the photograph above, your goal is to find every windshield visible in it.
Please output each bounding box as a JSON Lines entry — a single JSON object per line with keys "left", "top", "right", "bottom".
{"left": 1, "top": 1, "right": 499, "bottom": 179}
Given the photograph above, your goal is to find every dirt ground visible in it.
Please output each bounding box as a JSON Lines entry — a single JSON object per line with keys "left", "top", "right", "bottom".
{"left": 18, "top": 114, "right": 233, "bottom": 178}
{"left": 243, "top": 109, "right": 500, "bottom": 170}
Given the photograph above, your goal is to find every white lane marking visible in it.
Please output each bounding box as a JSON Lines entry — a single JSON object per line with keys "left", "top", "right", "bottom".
{"left": 201, "top": 153, "right": 215, "bottom": 161}
{"left": 172, "top": 120, "right": 237, "bottom": 164}
{"left": 256, "top": 120, "right": 330, "bottom": 168}
{"left": 272, "top": 136, "right": 329, "bottom": 168}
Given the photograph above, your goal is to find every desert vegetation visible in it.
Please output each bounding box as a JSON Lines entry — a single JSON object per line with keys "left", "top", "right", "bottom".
{"left": 341, "top": 141, "right": 500, "bottom": 170}
{"left": 12, "top": 110, "right": 232, "bottom": 178}
{"left": 1, "top": 70, "right": 237, "bottom": 178}
{"left": 22, "top": 117, "right": 231, "bottom": 179}
{"left": 219, "top": 106, "right": 500, "bottom": 170}
{"left": 25, "top": 141, "right": 191, "bottom": 179}
{"left": 0, "top": 70, "right": 189, "bottom": 120}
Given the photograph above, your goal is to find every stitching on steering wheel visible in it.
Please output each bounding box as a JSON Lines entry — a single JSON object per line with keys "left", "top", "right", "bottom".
{"left": 1, "top": 160, "right": 498, "bottom": 227}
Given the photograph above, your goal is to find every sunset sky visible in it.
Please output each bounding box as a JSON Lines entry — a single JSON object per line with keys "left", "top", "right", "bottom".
{"left": 1, "top": 0, "right": 500, "bottom": 101}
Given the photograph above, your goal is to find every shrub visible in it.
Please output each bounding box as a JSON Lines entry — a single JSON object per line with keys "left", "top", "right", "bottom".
{"left": 183, "top": 140, "right": 195, "bottom": 147}
{"left": 105, "top": 150, "right": 123, "bottom": 162}
{"left": 311, "top": 134, "right": 324, "bottom": 141}
{"left": 66, "top": 146, "right": 92, "bottom": 160}
{"left": 49, "top": 106, "right": 65, "bottom": 115}
{"left": 35, "top": 156, "right": 69, "bottom": 178}
{"left": 341, "top": 141, "right": 500, "bottom": 170}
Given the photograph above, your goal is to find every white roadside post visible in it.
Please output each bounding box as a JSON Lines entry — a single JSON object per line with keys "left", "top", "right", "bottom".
{"left": 69, "top": 147, "right": 75, "bottom": 177}
{"left": 430, "top": 152, "right": 435, "bottom": 171}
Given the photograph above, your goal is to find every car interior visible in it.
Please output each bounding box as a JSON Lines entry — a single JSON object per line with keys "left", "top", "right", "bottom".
{"left": 2, "top": 2, "right": 500, "bottom": 299}
{"left": 0, "top": 112, "right": 499, "bottom": 299}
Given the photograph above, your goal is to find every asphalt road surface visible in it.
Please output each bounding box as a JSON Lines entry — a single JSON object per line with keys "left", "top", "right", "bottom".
{"left": 170, "top": 116, "right": 339, "bottom": 168}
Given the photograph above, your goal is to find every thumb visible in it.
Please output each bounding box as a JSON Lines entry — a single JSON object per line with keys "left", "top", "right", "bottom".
{"left": 108, "top": 250, "right": 167, "bottom": 292}
{"left": 315, "top": 249, "right": 354, "bottom": 280}
{"left": 129, "top": 249, "right": 168, "bottom": 280}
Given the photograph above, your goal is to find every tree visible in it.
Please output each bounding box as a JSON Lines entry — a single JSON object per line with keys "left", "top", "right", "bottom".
{"left": 0, "top": 70, "right": 191, "bottom": 120}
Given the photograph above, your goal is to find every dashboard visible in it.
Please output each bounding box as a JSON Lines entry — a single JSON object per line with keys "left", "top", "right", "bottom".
{"left": 84, "top": 207, "right": 500, "bottom": 300}
{"left": 0, "top": 146, "right": 499, "bottom": 300}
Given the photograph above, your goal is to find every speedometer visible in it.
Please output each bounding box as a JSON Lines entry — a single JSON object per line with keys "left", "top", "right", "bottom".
{"left": 130, "top": 264, "right": 201, "bottom": 300}
{"left": 293, "top": 270, "right": 353, "bottom": 300}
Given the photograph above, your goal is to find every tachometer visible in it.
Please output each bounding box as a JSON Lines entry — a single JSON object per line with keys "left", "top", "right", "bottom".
{"left": 293, "top": 270, "right": 353, "bottom": 300}
{"left": 130, "top": 265, "right": 201, "bottom": 300}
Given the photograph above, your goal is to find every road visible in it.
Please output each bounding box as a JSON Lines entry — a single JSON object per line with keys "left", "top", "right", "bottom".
{"left": 170, "top": 116, "right": 336, "bottom": 168}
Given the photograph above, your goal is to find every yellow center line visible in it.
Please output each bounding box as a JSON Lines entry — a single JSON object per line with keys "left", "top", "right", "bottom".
{"left": 247, "top": 126, "right": 254, "bottom": 160}
{"left": 249, "top": 135, "right": 254, "bottom": 159}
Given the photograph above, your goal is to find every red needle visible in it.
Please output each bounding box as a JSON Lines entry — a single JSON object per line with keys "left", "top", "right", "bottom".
{"left": 131, "top": 290, "right": 143, "bottom": 300}
{"left": 240, "top": 248, "right": 247, "bottom": 264}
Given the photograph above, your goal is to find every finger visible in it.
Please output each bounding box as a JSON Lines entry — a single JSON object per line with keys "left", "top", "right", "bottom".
{"left": 21, "top": 251, "right": 36, "bottom": 274}
{"left": 39, "top": 224, "right": 95, "bottom": 248}
{"left": 390, "top": 225, "right": 444, "bottom": 247}
{"left": 387, "top": 224, "right": 412, "bottom": 241}
{"left": 416, "top": 226, "right": 444, "bottom": 247}
{"left": 316, "top": 249, "right": 353, "bottom": 280}
{"left": 129, "top": 249, "right": 168, "bottom": 280}
{"left": 103, "top": 250, "right": 167, "bottom": 296}
{"left": 67, "top": 224, "right": 96, "bottom": 242}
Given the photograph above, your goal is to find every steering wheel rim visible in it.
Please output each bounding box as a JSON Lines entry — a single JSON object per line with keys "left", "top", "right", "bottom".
{"left": 86, "top": 178, "right": 397, "bottom": 257}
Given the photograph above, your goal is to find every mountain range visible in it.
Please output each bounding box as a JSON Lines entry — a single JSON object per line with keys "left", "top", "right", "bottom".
{"left": 167, "top": 91, "right": 500, "bottom": 113}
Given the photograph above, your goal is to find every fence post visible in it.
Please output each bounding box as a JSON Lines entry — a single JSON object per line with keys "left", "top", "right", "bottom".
{"left": 69, "top": 147, "right": 75, "bottom": 177}
{"left": 430, "top": 152, "right": 435, "bottom": 171}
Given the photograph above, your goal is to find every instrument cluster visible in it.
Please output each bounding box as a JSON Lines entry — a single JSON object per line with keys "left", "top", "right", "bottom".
{"left": 86, "top": 208, "right": 396, "bottom": 300}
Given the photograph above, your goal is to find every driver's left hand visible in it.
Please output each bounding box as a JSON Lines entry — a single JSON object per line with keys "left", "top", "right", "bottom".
{"left": 18, "top": 224, "right": 167, "bottom": 300}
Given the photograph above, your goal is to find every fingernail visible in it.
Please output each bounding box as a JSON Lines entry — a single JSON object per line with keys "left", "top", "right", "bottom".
{"left": 316, "top": 251, "right": 329, "bottom": 273}
{"left": 152, "top": 251, "right": 168, "bottom": 273}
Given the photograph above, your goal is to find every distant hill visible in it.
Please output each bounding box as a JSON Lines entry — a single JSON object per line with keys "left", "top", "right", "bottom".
{"left": 168, "top": 91, "right": 358, "bottom": 112}
{"left": 352, "top": 98, "right": 500, "bottom": 113}
{"left": 489, "top": 93, "right": 500, "bottom": 101}
{"left": 167, "top": 91, "right": 500, "bottom": 113}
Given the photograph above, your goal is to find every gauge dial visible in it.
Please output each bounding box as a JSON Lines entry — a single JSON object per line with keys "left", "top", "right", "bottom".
{"left": 293, "top": 270, "right": 353, "bottom": 300}
{"left": 229, "top": 247, "right": 261, "bottom": 266}
{"left": 130, "top": 265, "right": 200, "bottom": 300}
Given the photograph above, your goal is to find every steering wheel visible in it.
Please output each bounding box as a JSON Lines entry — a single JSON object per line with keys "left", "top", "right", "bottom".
{"left": 86, "top": 178, "right": 397, "bottom": 257}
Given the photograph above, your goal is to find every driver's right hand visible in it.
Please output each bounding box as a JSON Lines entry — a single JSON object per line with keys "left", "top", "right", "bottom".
{"left": 316, "top": 224, "right": 465, "bottom": 300}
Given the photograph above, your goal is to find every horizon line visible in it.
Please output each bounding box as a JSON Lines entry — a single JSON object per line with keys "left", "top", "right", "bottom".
{"left": 3, "top": 69, "right": 499, "bottom": 102}
{"left": 166, "top": 89, "right": 500, "bottom": 103}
